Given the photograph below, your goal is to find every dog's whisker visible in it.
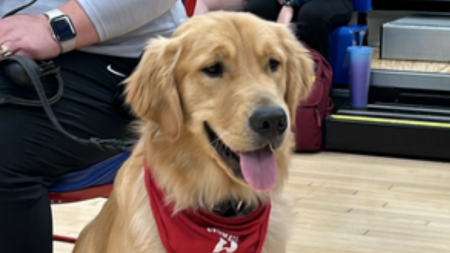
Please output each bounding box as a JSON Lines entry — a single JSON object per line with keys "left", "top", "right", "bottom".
{"left": 213, "top": 129, "right": 231, "bottom": 144}
{"left": 200, "top": 129, "right": 231, "bottom": 152}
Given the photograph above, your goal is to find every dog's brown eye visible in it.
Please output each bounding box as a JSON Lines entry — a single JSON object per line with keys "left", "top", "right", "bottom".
{"left": 202, "top": 63, "right": 223, "bottom": 78}
{"left": 269, "top": 59, "right": 280, "bottom": 72}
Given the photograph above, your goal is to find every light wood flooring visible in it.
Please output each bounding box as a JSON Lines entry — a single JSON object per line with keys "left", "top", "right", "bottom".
{"left": 371, "top": 47, "right": 450, "bottom": 73}
{"left": 52, "top": 151, "right": 450, "bottom": 253}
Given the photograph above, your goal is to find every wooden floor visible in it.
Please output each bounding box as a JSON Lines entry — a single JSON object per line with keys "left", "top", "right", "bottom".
{"left": 52, "top": 152, "right": 450, "bottom": 253}
{"left": 371, "top": 47, "right": 450, "bottom": 73}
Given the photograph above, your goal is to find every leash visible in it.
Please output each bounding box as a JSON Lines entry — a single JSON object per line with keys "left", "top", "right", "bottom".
{"left": 0, "top": 1, "right": 136, "bottom": 152}
{"left": 1, "top": 0, "right": 38, "bottom": 18}
{"left": 0, "top": 56, "right": 136, "bottom": 152}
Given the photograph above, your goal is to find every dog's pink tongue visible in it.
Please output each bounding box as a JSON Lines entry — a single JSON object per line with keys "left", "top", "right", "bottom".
{"left": 239, "top": 146, "right": 278, "bottom": 191}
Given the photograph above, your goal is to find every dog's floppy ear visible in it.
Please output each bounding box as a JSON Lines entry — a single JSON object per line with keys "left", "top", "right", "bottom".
{"left": 124, "top": 37, "right": 183, "bottom": 141}
{"left": 280, "top": 25, "right": 315, "bottom": 124}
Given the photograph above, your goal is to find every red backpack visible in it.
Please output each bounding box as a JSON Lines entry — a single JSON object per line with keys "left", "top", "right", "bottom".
{"left": 294, "top": 47, "right": 333, "bottom": 152}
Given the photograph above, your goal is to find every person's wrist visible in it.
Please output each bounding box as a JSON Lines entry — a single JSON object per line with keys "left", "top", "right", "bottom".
{"left": 281, "top": 0, "right": 295, "bottom": 7}
{"left": 58, "top": 0, "right": 99, "bottom": 49}
{"left": 43, "top": 9, "right": 78, "bottom": 54}
{"left": 38, "top": 14, "right": 62, "bottom": 54}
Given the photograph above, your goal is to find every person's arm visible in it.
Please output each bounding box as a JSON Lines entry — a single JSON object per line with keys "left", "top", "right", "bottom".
{"left": 58, "top": 0, "right": 99, "bottom": 48}
{"left": 0, "top": 0, "right": 179, "bottom": 60}
{"left": 0, "top": 1, "right": 99, "bottom": 60}
{"left": 277, "top": 6, "right": 294, "bottom": 24}
{"left": 74, "top": 0, "right": 179, "bottom": 42}
{"left": 193, "top": 0, "right": 210, "bottom": 16}
{"left": 276, "top": 0, "right": 295, "bottom": 25}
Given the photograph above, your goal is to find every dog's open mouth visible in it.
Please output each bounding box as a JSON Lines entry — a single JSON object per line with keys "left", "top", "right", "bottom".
{"left": 204, "top": 122, "right": 278, "bottom": 191}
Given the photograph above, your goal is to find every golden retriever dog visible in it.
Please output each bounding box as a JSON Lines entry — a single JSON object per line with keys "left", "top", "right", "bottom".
{"left": 73, "top": 11, "right": 313, "bottom": 253}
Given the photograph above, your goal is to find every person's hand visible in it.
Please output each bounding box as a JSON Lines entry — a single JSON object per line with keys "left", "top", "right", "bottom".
{"left": 277, "top": 6, "right": 294, "bottom": 24}
{"left": 277, "top": 0, "right": 285, "bottom": 4}
{"left": 0, "top": 14, "right": 61, "bottom": 60}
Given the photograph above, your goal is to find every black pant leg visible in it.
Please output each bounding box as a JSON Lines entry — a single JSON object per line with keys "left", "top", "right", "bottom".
{"left": 245, "top": 0, "right": 282, "bottom": 21}
{"left": 0, "top": 51, "right": 139, "bottom": 253}
{"left": 295, "top": 0, "right": 353, "bottom": 59}
{"left": 0, "top": 194, "right": 52, "bottom": 253}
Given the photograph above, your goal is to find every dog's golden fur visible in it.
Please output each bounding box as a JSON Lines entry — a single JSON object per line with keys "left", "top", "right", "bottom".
{"left": 73, "top": 11, "right": 314, "bottom": 253}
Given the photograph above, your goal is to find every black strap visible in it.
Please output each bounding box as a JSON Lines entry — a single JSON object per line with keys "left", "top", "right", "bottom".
{"left": 0, "top": 57, "right": 63, "bottom": 106}
{"left": 2, "top": 0, "right": 38, "bottom": 18}
{"left": 0, "top": 56, "right": 136, "bottom": 152}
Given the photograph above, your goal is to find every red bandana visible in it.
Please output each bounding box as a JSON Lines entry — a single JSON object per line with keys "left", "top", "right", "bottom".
{"left": 144, "top": 162, "right": 271, "bottom": 253}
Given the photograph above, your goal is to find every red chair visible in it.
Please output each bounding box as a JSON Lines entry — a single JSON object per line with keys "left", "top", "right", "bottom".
{"left": 49, "top": 152, "right": 130, "bottom": 243}
{"left": 50, "top": 0, "right": 197, "bottom": 244}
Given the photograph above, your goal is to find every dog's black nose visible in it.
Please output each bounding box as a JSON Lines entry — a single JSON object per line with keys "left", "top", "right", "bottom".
{"left": 249, "top": 107, "right": 288, "bottom": 138}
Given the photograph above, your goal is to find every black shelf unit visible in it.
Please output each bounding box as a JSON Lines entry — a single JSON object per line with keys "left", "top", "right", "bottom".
{"left": 373, "top": 0, "right": 450, "bottom": 12}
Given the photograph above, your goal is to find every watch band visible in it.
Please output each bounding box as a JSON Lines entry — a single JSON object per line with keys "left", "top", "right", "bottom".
{"left": 44, "top": 9, "right": 77, "bottom": 53}
{"left": 282, "top": 0, "right": 295, "bottom": 6}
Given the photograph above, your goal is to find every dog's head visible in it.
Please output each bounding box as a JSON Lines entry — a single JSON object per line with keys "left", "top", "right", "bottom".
{"left": 125, "top": 12, "right": 314, "bottom": 192}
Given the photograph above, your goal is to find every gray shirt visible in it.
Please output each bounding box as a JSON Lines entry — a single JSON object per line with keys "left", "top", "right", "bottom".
{"left": 0, "top": 0, "right": 187, "bottom": 58}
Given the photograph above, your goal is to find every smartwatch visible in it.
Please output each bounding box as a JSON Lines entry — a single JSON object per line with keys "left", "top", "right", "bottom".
{"left": 282, "top": 0, "right": 295, "bottom": 6}
{"left": 44, "top": 9, "right": 77, "bottom": 53}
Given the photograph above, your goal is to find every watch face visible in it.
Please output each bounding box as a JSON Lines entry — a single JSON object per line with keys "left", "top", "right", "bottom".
{"left": 50, "top": 16, "right": 77, "bottom": 42}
